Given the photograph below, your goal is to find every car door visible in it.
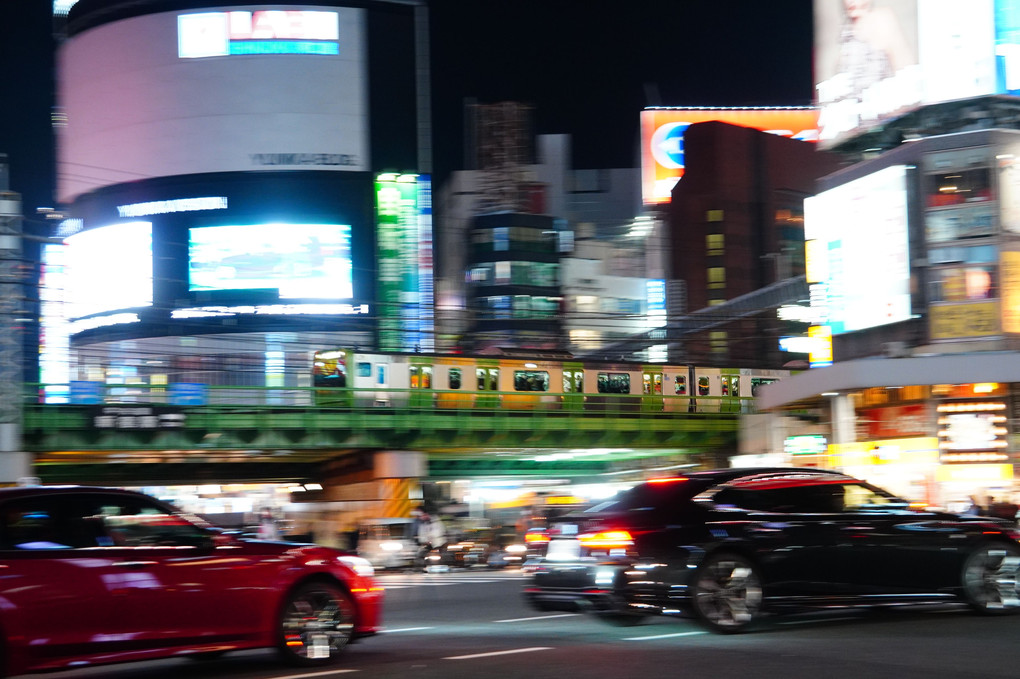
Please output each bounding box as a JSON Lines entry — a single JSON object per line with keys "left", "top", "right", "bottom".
{"left": 75, "top": 493, "right": 273, "bottom": 646}
{"left": 0, "top": 494, "right": 116, "bottom": 666}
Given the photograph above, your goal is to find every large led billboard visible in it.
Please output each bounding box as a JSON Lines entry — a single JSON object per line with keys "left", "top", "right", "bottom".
{"left": 804, "top": 165, "right": 911, "bottom": 335}
{"left": 640, "top": 108, "right": 820, "bottom": 204}
{"left": 188, "top": 223, "right": 353, "bottom": 299}
{"left": 814, "top": 0, "right": 1020, "bottom": 148}
{"left": 64, "top": 222, "right": 153, "bottom": 320}
{"left": 57, "top": 6, "right": 367, "bottom": 203}
{"left": 376, "top": 174, "right": 434, "bottom": 352}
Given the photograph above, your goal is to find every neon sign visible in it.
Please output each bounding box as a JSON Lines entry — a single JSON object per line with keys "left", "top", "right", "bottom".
{"left": 178, "top": 11, "right": 340, "bottom": 58}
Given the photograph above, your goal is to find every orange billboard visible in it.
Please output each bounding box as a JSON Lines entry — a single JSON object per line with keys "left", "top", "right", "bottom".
{"left": 640, "top": 108, "right": 820, "bottom": 205}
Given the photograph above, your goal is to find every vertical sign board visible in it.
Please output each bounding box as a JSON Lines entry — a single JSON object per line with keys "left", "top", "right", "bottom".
{"left": 375, "top": 175, "right": 433, "bottom": 352}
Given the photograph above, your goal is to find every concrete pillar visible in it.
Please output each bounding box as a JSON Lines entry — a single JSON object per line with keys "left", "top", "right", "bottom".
{"left": 830, "top": 394, "right": 857, "bottom": 447}
{"left": 374, "top": 451, "right": 426, "bottom": 518}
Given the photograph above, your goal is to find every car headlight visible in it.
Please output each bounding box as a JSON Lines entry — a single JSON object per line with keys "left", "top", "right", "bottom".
{"left": 380, "top": 541, "right": 404, "bottom": 552}
{"left": 505, "top": 544, "right": 527, "bottom": 553}
{"left": 338, "top": 555, "right": 375, "bottom": 577}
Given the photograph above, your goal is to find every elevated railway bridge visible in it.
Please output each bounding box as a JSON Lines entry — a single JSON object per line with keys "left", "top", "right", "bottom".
{"left": 20, "top": 384, "right": 753, "bottom": 517}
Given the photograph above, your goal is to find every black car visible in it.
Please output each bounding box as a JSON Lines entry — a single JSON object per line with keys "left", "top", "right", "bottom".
{"left": 523, "top": 467, "right": 1020, "bottom": 632}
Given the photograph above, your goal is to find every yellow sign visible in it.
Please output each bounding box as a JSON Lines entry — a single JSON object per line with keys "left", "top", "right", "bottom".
{"left": 808, "top": 325, "right": 832, "bottom": 365}
{"left": 936, "top": 464, "right": 1013, "bottom": 483}
{"left": 1001, "top": 251, "right": 1020, "bottom": 333}
{"left": 929, "top": 302, "right": 999, "bottom": 340}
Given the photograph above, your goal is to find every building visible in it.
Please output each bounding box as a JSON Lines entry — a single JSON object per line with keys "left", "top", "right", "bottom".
{"left": 750, "top": 1, "right": 1020, "bottom": 507}
{"left": 666, "top": 121, "right": 844, "bottom": 368}
{"left": 44, "top": 0, "right": 432, "bottom": 395}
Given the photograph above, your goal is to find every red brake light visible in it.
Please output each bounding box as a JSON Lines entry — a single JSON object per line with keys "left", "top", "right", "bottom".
{"left": 578, "top": 530, "right": 633, "bottom": 548}
{"left": 647, "top": 476, "right": 688, "bottom": 484}
{"left": 525, "top": 532, "right": 550, "bottom": 544}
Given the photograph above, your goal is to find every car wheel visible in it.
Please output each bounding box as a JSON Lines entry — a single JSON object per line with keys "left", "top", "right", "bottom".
{"left": 277, "top": 581, "right": 356, "bottom": 666}
{"left": 961, "top": 543, "right": 1020, "bottom": 615}
{"left": 690, "top": 552, "right": 764, "bottom": 633}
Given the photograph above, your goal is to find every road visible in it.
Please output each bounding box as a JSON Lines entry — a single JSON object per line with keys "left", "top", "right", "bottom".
{"left": 32, "top": 569, "right": 1020, "bottom": 679}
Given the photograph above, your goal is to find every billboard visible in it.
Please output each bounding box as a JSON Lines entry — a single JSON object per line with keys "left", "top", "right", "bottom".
{"left": 64, "top": 222, "right": 153, "bottom": 320}
{"left": 814, "top": 0, "right": 1020, "bottom": 148}
{"left": 804, "top": 165, "right": 911, "bottom": 336}
{"left": 375, "top": 174, "right": 434, "bottom": 352}
{"left": 188, "top": 223, "right": 353, "bottom": 299}
{"left": 58, "top": 6, "right": 367, "bottom": 202}
{"left": 640, "top": 108, "right": 820, "bottom": 204}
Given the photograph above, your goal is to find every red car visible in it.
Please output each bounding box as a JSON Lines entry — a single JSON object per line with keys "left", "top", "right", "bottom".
{"left": 0, "top": 485, "right": 382, "bottom": 677}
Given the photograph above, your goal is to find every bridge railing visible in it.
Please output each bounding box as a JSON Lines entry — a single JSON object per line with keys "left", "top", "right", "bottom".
{"left": 26, "top": 383, "right": 761, "bottom": 415}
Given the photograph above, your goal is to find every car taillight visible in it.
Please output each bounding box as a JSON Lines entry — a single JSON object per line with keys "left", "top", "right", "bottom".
{"left": 525, "top": 532, "right": 550, "bottom": 544}
{"left": 578, "top": 530, "right": 633, "bottom": 548}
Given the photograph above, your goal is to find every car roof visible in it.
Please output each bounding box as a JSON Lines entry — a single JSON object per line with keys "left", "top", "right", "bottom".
{"left": 0, "top": 485, "right": 143, "bottom": 501}
{"left": 722, "top": 471, "right": 857, "bottom": 490}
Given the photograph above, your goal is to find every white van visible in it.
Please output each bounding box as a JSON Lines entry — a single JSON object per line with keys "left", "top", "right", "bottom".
{"left": 356, "top": 518, "right": 418, "bottom": 570}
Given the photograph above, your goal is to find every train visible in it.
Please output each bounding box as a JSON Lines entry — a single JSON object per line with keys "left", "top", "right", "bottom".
{"left": 311, "top": 348, "right": 789, "bottom": 413}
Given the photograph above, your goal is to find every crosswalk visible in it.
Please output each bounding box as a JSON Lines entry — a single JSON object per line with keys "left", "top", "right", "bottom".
{"left": 375, "top": 569, "right": 530, "bottom": 589}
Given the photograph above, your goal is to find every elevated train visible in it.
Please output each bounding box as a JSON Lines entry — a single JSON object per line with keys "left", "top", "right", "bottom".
{"left": 312, "top": 348, "right": 788, "bottom": 413}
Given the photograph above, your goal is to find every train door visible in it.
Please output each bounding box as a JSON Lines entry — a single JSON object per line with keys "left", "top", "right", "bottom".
{"left": 641, "top": 368, "right": 664, "bottom": 412}
{"left": 694, "top": 368, "right": 719, "bottom": 412}
{"left": 475, "top": 359, "right": 500, "bottom": 410}
{"left": 720, "top": 370, "right": 740, "bottom": 412}
{"left": 663, "top": 367, "right": 690, "bottom": 412}
{"left": 561, "top": 362, "right": 584, "bottom": 412}
{"left": 409, "top": 359, "right": 434, "bottom": 410}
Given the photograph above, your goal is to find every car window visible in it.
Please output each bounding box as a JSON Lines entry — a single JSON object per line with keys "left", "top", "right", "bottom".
{"left": 842, "top": 483, "right": 906, "bottom": 510}
{"left": 74, "top": 494, "right": 210, "bottom": 548}
{"left": 0, "top": 498, "right": 74, "bottom": 550}
{"left": 713, "top": 484, "right": 845, "bottom": 514}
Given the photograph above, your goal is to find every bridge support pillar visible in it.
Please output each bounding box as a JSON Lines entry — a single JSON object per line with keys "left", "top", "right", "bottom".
{"left": 374, "top": 451, "right": 426, "bottom": 518}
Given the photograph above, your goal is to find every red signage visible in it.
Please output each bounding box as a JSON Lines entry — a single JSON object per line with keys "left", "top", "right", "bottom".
{"left": 862, "top": 404, "right": 929, "bottom": 440}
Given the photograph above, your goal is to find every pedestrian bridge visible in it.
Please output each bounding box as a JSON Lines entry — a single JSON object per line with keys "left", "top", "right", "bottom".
{"left": 22, "top": 385, "right": 753, "bottom": 485}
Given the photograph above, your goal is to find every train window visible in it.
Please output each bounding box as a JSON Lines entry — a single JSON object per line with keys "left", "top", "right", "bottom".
{"left": 597, "top": 373, "right": 630, "bottom": 394}
{"left": 514, "top": 371, "right": 549, "bottom": 392}
{"left": 751, "top": 378, "right": 775, "bottom": 397}
{"left": 476, "top": 368, "right": 499, "bottom": 391}
{"left": 721, "top": 378, "right": 729, "bottom": 396}
{"left": 449, "top": 368, "right": 462, "bottom": 390}
{"left": 376, "top": 365, "right": 386, "bottom": 385}
{"left": 357, "top": 362, "right": 372, "bottom": 378}
{"left": 410, "top": 366, "right": 432, "bottom": 389}
{"left": 563, "top": 370, "right": 583, "bottom": 393}
{"left": 731, "top": 377, "right": 739, "bottom": 398}
{"left": 698, "top": 376, "right": 710, "bottom": 396}
{"left": 641, "top": 373, "right": 662, "bottom": 395}
{"left": 675, "top": 375, "right": 687, "bottom": 395}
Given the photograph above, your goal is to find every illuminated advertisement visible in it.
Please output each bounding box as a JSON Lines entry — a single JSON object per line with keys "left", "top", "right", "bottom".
{"left": 178, "top": 11, "right": 340, "bottom": 57}
{"left": 804, "top": 165, "right": 911, "bottom": 335}
{"left": 375, "top": 174, "right": 434, "bottom": 352}
{"left": 639, "top": 108, "right": 820, "bottom": 204}
{"left": 937, "top": 400, "right": 1010, "bottom": 462}
{"left": 930, "top": 302, "right": 1000, "bottom": 339}
{"left": 65, "top": 222, "right": 153, "bottom": 320}
{"left": 1001, "top": 250, "right": 1020, "bottom": 333}
{"left": 814, "top": 0, "right": 1020, "bottom": 148}
{"left": 58, "top": 6, "right": 367, "bottom": 202}
{"left": 188, "top": 223, "right": 353, "bottom": 299}
{"left": 863, "top": 404, "right": 929, "bottom": 439}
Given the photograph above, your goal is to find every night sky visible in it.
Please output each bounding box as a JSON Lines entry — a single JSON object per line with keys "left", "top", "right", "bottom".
{"left": 1, "top": 0, "right": 815, "bottom": 217}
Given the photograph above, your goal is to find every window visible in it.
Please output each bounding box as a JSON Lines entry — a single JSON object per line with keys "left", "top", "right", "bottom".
{"left": 597, "top": 372, "right": 631, "bottom": 394}
{"left": 706, "top": 233, "right": 724, "bottom": 256}
{"left": 376, "top": 364, "right": 386, "bottom": 385}
{"left": 448, "top": 367, "right": 462, "bottom": 390}
{"left": 751, "top": 378, "right": 776, "bottom": 397}
{"left": 514, "top": 370, "right": 549, "bottom": 392}
{"left": 493, "top": 227, "right": 509, "bottom": 251}
{"left": 707, "top": 267, "right": 725, "bottom": 289}
{"left": 698, "top": 376, "right": 710, "bottom": 396}
{"left": 926, "top": 167, "right": 992, "bottom": 208}
{"left": 410, "top": 366, "right": 432, "bottom": 389}
{"left": 0, "top": 500, "right": 72, "bottom": 550}
{"left": 357, "top": 362, "right": 371, "bottom": 378}
{"left": 929, "top": 266, "right": 996, "bottom": 302}
{"left": 476, "top": 368, "right": 499, "bottom": 391}
{"left": 563, "top": 370, "right": 583, "bottom": 393}
{"left": 674, "top": 375, "right": 687, "bottom": 395}
{"left": 643, "top": 373, "right": 663, "bottom": 395}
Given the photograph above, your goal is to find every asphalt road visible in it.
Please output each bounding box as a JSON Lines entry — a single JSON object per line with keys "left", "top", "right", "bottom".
{"left": 31, "top": 569, "right": 1020, "bottom": 679}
